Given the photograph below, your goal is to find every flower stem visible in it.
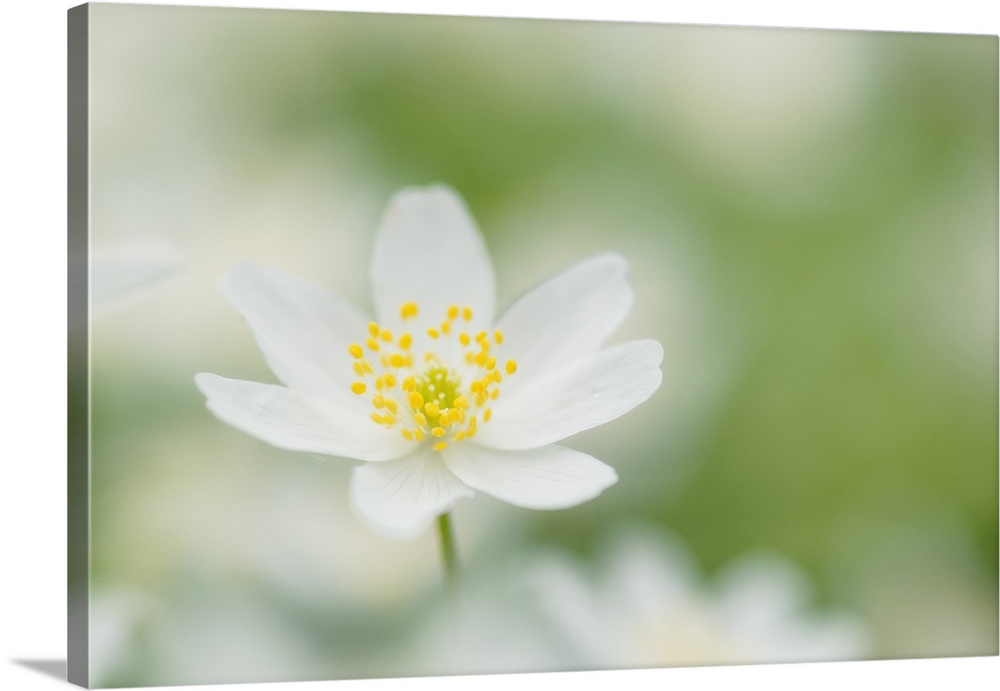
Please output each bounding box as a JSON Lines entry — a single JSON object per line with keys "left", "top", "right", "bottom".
{"left": 436, "top": 512, "right": 458, "bottom": 590}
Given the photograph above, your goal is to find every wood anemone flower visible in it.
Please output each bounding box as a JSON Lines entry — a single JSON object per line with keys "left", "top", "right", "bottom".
{"left": 195, "top": 186, "right": 663, "bottom": 539}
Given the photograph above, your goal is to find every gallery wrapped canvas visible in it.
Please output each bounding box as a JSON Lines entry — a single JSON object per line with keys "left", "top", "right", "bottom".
{"left": 68, "top": 3, "right": 998, "bottom": 688}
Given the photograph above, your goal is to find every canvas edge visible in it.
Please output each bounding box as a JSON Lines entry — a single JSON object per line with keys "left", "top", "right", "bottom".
{"left": 67, "top": 3, "right": 90, "bottom": 688}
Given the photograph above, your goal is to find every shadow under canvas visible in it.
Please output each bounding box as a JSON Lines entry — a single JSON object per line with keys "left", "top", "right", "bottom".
{"left": 13, "top": 659, "right": 68, "bottom": 682}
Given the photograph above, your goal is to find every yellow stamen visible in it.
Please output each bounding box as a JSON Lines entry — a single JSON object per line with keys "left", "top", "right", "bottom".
{"left": 358, "top": 297, "right": 512, "bottom": 446}
{"left": 400, "top": 302, "right": 419, "bottom": 319}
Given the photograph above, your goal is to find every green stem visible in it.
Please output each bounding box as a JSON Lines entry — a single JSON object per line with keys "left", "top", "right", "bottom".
{"left": 436, "top": 512, "right": 459, "bottom": 590}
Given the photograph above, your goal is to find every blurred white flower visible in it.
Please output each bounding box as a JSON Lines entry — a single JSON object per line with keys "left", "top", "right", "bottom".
{"left": 90, "top": 243, "right": 184, "bottom": 315}
{"left": 527, "top": 525, "right": 871, "bottom": 669}
{"left": 70, "top": 243, "right": 183, "bottom": 331}
{"left": 133, "top": 571, "right": 341, "bottom": 687}
{"left": 393, "top": 553, "right": 577, "bottom": 678}
{"left": 196, "top": 186, "right": 662, "bottom": 539}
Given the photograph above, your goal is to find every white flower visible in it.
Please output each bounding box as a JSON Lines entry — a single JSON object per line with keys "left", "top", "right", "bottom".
{"left": 195, "top": 186, "right": 662, "bottom": 539}
{"left": 527, "top": 524, "right": 871, "bottom": 669}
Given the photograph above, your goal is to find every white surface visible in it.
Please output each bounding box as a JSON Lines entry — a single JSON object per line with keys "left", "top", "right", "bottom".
{"left": 1, "top": 1, "right": 996, "bottom": 690}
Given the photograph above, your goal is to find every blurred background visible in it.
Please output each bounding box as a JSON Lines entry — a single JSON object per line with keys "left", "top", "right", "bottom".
{"left": 82, "top": 4, "right": 997, "bottom": 687}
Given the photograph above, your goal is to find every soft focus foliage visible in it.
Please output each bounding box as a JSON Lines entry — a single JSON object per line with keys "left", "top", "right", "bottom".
{"left": 85, "top": 4, "right": 997, "bottom": 687}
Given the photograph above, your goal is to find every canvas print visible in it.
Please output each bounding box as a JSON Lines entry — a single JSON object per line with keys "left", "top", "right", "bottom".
{"left": 68, "top": 3, "right": 998, "bottom": 688}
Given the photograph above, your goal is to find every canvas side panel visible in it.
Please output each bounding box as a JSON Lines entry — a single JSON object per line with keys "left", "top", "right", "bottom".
{"left": 67, "top": 3, "right": 90, "bottom": 688}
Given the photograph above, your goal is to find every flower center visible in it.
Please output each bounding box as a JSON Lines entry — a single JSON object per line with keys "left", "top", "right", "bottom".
{"left": 347, "top": 302, "right": 518, "bottom": 451}
{"left": 414, "top": 364, "right": 460, "bottom": 425}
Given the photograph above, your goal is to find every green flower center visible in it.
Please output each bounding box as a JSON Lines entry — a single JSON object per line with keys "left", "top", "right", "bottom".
{"left": 414, "top": 364, "right": 460, "bottom": 427}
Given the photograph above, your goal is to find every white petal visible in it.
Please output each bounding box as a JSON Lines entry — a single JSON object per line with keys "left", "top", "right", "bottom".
{"left": 195, "top": 373, "right": 411, "bottom": 462}
{"left": 370, "top": 186, "right": 496, "bottom": 334}
{"left": 495, "top": 254, "right": 633, "bottom": 394}
{"left": 519, "top": 551, "right": 612, "bottom": 664}
{"left": 603, "top": 526, "right": 703, "bottom": 620}
{"left": 714, "top": 554, "right": 871, "bottom": 662}
{"left": 219, "top": 263, "right": 370, "bottom": 399}
{"left": 443, "top": 443, "right": 617, "bottom": 509}
{"left": 715, "top": 554, "right": 813, "bottom": 627}
{"left": 349, "top": 449, "right": 475, "bottom": 539}
{"left": 475, "top": 339, "right": 663, "bottom": 450}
